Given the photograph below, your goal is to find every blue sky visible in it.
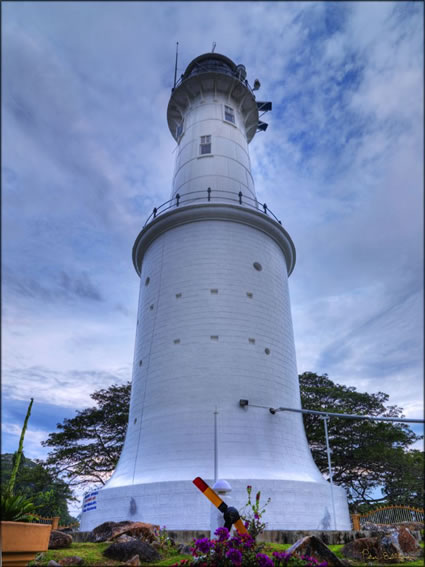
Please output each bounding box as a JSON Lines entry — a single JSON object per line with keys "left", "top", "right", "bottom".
{"left": 2, "top": 2, "right": 423, "bottom": 512}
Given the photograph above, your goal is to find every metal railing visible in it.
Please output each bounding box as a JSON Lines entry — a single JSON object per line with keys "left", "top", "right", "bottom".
{"left": 351, "top": 506, "right": 424, "bottom": 530}
{"left": 143, "top": 188, "right": 283, "bottom": 228}
{"left": 34, "top": 515, "right": 59, "bottom": 529}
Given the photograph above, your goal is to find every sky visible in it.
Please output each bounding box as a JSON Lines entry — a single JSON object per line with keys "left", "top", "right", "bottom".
{"left": 2, "top": 1, "right": 424, "bottom": 514}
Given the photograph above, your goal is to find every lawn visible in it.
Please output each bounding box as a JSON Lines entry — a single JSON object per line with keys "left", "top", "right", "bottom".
{"left": 29, "top": 542, "right": 189, "bottom": 567}
{"left": 30, "top": 541, "right": 424, "bottom": 567}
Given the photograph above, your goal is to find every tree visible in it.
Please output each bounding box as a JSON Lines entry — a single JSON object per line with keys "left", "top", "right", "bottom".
{"left": 380, "top": 449, "right": 424, "bottom": 508}
{"left": 299, "top": 372, "right": 422, "bottom": 510}
{"left": 1, "top": 453, "right": 76, "bottom": 524}
{"left": 42, "top": 382, "right": 130, "bottom": 488}
{"left": 42, "top": 375, "right": 423, "bottom": 511}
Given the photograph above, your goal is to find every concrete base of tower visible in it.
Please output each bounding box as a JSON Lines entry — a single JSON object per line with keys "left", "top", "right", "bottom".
{"left": 79, "top": 478, "right": 351, "bottom": 532}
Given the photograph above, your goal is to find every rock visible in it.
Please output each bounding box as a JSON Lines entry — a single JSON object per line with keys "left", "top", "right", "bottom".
{"left": 341, "top": 537, "right": 401, "bottom": 563}
{"left": 115, "top": 534, "right": 138, "bottom": 543}
{"left": 103, "top": 540, "right": 161, "bottom": 563}
{"left": 59, "top": 557, "right": 84, "bottom": 566}
{"left": 90, "top": 520, "right": 159, "bottom": 543}
{"left": 49, "top": 530, "right": 73, "bottom": 549}
{"left": 286, "top": 535, "right": 346, "bottom": 567}
{"left": 397, "top": 527, "right": 422, "bottom": 556}
{"left": 47, "top": 561, "right": 61, "bottom": 567}
{"left": 110, "top": 522, "right": 160, "bottom": 543}
{"left": 125, "top": 555, "right": 141, "bottom": 566}
{"left": 177, "top": 543, "right": 193, "bottom": 555}
{"left": 91, "top": 521, "right": 133, "bottom": 542}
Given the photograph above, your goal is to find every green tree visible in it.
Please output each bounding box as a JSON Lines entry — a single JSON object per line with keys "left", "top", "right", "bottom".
{"left": 380, "top": 449, "right": 424, "bottom": 508}
{"left": 42, "top": 383, "right": 130, "bottom": 488}
{"left": 1, "top": 453, "right": 76, "bottom": 524}
{"left": 299, "top": 372, "right": 422, "bottom": 510}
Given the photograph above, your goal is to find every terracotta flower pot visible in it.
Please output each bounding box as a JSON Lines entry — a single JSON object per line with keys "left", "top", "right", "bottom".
{"left": 1, "top": 521, "right": 52, "bottom": 567}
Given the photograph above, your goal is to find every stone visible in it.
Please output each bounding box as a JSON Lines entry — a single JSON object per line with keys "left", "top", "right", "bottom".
{"left": 397, "top": 527, "right": 421, "bottom": 555}
{"left": 177, "top": 543, "right": 193, "bottom": 555}
{"left": 115, "top": 534, "right": 138, "bottom": 543}
{"left": 59, "top": 556, "right": 84, "bottom": 566}
{"left": 110, "top": 522, "right": 160, "bottom": 543}
{"left": 47, "top": 561, "right": 61, "bottom": 567}
{"left": 125, "top": 555, "right": 141, "bottom": 566}
{"left": 286, "top": 535, "right": 346, "bottom": 567}
{"left": 103, "top": 540, "right": 161, "bottom": 563}
{"left": 49, "top": 530, "right": 73, "bottom": 549}
{"left": 90, "top": 521, "right": 133, "bottom": 542}
{"left": 341, "top": 537, "right": 401, "bottom": 563}
{"left": 90, "top": 520, "right": 159, "bottom": 543}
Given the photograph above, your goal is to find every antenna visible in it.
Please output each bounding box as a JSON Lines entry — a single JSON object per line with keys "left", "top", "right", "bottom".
{"left": 212, "top": 41, "right": 216, "bottom": 53}
{"left": 173, "top": 42, "right": 179, "bottom": 89}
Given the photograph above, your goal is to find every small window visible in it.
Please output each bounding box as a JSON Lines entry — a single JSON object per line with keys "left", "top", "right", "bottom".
{"left": 176, "top": 122, "right": 184, "bottom": 139}
{"left": 200, "top": 135, "right": 212, "bottom": 155}
{"left": 224, "top": 105, "right": 235, "bottom": 124}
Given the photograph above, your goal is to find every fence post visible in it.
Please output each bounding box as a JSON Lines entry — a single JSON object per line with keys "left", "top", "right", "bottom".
{"left": 351, "top": 513, "right": 360, "bottom": 531}
{"left": 176, "top": 193, "right": 180, "bottom": 207}
{"left": 207, "top": 187, "right": 211, "bottom": 202}
{"left": 52, "top": 516, "right": 60, "bottom": 530}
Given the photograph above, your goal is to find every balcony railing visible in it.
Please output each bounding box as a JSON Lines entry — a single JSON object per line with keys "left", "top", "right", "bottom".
{"left": 143, "top": 188, "right": 283, "bottom": 228}
{"left": 173, "top": 61, "right": 255, "bottom": 96}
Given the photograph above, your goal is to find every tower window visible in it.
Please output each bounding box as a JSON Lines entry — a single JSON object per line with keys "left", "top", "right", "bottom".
{"left": 224, "top": 105, "right": 235, "bottom": 124}
{"left": 200, "top": 135, "right": 212, "bottom": 155}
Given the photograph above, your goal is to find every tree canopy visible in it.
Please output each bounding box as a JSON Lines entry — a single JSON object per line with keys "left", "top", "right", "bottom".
{"left": 1, "top": 453, "right": 77, "bottom": 524}
{"left": 42, "top": 383, "right": 130, "bottom": 488}
{"left": 299, "top": 372, "right": 422, "bottom": 510}
{"left": 42, "top": 373, "right": 423, "bottom": 511}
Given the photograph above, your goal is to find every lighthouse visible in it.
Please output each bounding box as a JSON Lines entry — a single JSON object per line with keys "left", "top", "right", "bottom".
{"left": 80, "top": 52, "right": 351, "bottom": 531}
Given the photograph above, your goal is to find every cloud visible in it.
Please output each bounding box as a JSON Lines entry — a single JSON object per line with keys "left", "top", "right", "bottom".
{"left": 2, "top": 1, "right": 423, "bottom": 472}
{"left": 3, "top": 366, "right": 130, "bottom": 410}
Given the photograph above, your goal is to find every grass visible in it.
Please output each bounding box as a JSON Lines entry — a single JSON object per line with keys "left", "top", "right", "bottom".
{"left": 29, "top": 542, "right": 189, "bottom": 566}
{"left": 30, "top": 541, "right": 424, "bottom": 567}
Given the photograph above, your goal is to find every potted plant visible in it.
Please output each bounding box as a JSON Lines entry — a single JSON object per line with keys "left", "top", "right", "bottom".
{"left": 1, "top": 399, "right": 53, "bottom": 567}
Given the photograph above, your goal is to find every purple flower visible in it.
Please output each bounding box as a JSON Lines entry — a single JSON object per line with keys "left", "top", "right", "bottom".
{"left": 272, "top": 551, "right": 291, "bottom": 561}
{"left": 256, "top": 553, "right": 274, "bottom": 567}
{"left": 226, "top": 548, "right": 243, "bottom": 565}
{"left": 254, "top": 513, "right": 260, "bottom": 519}
{"left": 214, "top": 526, "right": 230, "bottom": 542}
{"left": 194, "top": 537, "right": 213, "bottom": 554}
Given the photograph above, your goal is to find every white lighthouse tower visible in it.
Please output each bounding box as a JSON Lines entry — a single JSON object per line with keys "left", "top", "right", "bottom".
{"left": 80, "top": 52, "right": 351, "bottom": 531}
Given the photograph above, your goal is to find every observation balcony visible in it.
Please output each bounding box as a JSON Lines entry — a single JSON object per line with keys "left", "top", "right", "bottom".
{"left": 134, "top": 188, "right": 296, "bottom": 277}
{"left": 143, "top": 188, "right": 283, "bottom": 228}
